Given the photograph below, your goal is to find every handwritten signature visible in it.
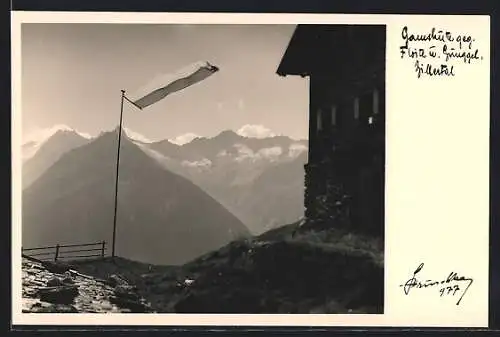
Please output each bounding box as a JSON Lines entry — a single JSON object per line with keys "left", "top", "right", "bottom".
{"left": 400, "top": 263, "right": 473, "bottom": 305}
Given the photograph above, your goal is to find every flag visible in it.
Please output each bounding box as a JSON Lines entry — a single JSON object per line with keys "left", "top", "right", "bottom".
{"left": 129, "top": 61, "right": 219, "bottom": 110}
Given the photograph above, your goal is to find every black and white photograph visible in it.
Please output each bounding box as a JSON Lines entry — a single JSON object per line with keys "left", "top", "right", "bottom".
{"left": 19, "top": 21, "right": 386, "bottom": 314}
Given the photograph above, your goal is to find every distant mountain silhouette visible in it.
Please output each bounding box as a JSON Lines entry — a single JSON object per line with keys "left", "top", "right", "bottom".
{"left": 22, "top": 129, "right": 251, "bottom": 265}
{"left": 141, "top": 130, "right": 308, "bottom": 234}
{"left": 22, "top": 130, "right": 91, "bottom": 189}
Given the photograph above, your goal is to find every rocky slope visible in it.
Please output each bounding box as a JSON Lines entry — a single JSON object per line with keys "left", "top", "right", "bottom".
{"left": 22, "top": 256, "right": 152, "bottom": 313}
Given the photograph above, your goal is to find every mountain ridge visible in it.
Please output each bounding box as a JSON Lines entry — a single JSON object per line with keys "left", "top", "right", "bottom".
{"left": 22, "top": 129, "right": 92, "bottom": 189}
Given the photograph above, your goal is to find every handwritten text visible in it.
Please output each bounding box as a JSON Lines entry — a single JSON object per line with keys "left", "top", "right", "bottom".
{"left": 399, "top": 263, "right": 474, "bottom": 305}
{"left": 399, "top": 26, "right": 484, "bottom": 79}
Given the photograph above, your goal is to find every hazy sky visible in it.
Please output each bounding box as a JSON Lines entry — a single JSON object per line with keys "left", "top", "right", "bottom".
{"left": 21, "top": 23, "right": 309, "bottom": 142}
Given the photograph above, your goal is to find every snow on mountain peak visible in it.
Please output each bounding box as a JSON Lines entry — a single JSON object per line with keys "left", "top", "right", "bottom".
{"left": 22, "top": 124, "right": 93, "bottom": 162}
{"left": 169, "top": 133, "right": 200, "bottom": 145}
{"left": 122, "top": 127, "right": 153, "bottom": 143}
{"left": 181, "top": 158, "right": 213, "bottom": 169}
{"left": 236, "top": 124, "right": 276, "bottom": 139}
{"left": 23, "top": 124, "right": 93, "bottom": 145}
{"left": 233, "top": 143, "right": 283, "bottom": 163}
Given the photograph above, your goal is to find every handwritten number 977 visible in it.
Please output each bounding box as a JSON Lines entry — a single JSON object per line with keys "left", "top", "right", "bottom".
{"left": 440, "top": 285, "right": 460, "bottom": 297}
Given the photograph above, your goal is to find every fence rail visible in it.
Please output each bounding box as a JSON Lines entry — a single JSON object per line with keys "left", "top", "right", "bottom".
{"left": 22, "top": 241, "right": 107, "bottom": 262}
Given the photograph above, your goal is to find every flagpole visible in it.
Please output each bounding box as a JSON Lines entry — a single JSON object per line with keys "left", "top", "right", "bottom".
{"left": 108, "top": 62, "right": 218, "bottom": 259}
{"left": 111, "top": 89, "right": 126, "bottom": 259}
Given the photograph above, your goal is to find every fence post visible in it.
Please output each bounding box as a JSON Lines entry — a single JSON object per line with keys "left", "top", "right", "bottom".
{"left": 101, "top": 241, "right": 106, "bottom": 258}
{"left": 54, "top": 244, "right": 60, "bottom": 262}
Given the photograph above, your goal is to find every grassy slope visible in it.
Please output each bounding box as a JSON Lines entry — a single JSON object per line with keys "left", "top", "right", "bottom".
{"left": 73, "top": 223, "right": 384, "bottom": 314}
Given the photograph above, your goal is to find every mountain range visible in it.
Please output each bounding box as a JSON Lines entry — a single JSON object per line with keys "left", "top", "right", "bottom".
{"left": 22, "top": 125, "right": 308, "bottom": 235}
{"left": 139, "top": 130, "right": 308, "bottom": 234}
{"left": 22, "top": 128, "right": 250, "bottom": 265}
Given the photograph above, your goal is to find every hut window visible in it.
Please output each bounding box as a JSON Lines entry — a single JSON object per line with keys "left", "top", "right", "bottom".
{"left": 353, "top": 97, "right": 360, "bottom": 120}
{"left": 331, "top": 105, "right": 337, "bottom": 126}
{"left": 317, "top": 108, "right": 323, "bottom": 132}
{"left": 373, "top": 88, "right": 379, "bottom": 115}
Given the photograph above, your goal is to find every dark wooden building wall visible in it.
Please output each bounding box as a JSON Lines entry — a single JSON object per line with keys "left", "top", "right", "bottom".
{"left": 303, "top": 27, "right": 385, "bottom": 237}
{"left": 277, "top": 24, "right": 386, "bottom": 237}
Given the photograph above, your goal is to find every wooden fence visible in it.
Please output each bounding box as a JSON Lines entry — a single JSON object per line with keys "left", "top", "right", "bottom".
{"left": 22, "top": 241, "right": 107, "bottom": 262}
